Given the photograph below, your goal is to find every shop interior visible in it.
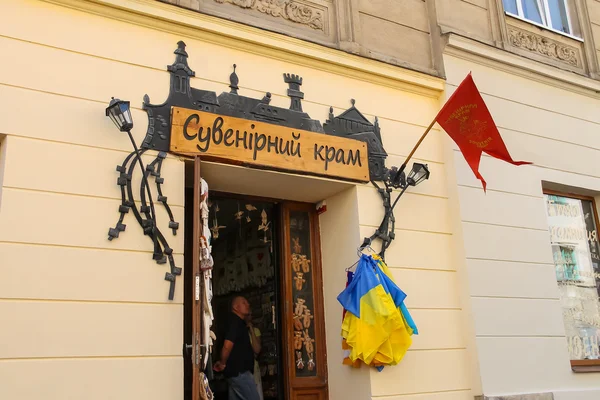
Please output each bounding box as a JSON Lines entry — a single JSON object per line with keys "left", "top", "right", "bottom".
{"left": 184, "top": 188, "right": 285, "bottom": 400}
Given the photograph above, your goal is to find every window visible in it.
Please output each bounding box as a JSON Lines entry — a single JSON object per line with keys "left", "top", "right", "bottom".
{"left": 544, "top": 192, "right": 600, "bottom": 366}
{"left": 503, "top": 0, "right": 575, "bottom": 36}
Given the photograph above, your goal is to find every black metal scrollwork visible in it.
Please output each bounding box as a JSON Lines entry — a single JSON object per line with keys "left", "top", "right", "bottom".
{"left": 108, "top": 41, "right": 424, "bottom": 299}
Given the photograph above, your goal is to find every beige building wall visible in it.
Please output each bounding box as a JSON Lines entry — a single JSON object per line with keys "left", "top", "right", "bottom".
{"left": 436, "top": 0, "right": 494, "bottom": 42}
{"left": 162, "top": 0, "right": 443, "bottom": 77}
{"left": 443, "top": 35, "right": 600, "bottom": 399}
{"left": 0, "top": 1, "right": 471, "bottom": 400}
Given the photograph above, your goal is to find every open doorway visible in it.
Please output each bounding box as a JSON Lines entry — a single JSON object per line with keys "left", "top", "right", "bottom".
{"left": 184, "top": 160, "right": 329, "bottom": 400}
{"left": 184, "top": 189, "right": 285, "bottom": 400}
{"left": 208, "top": 194, "right": 284, "bottom": 400}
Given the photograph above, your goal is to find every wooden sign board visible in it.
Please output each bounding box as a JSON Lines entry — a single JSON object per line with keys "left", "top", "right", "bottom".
{"left": 170, "top": 107, "right": 370, "bottom": 182}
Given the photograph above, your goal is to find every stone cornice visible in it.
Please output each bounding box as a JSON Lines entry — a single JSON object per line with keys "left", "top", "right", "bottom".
{"left": 40, "top": 0, "right": 444, "bottom": 97}
{"left": 444, "top": 33, "right": 600, "bottom": 100}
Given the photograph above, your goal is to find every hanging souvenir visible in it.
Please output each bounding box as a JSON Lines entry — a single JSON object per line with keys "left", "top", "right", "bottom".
{"left": 294, "top": 298, "right": 307, "bottom": 317}
{"left": 199, "top": 236, "right": 213, "bottom": 271}
{"left": 302, "top": 309, "right": 313, "bottom": 329}
{"left": 294, "top": 331, "right": 304, "bottom": 350}
{"left": 294, "top": 272, "right": 305, "bottom": 291}
{"left": 202, "top": 268, "right": 214, "bottom": 355}
{"left": 210, "top": 202, "right": 225, "bottom": 239}
{"left": 307, "top": 357, "right": 315, "bottom": 371}
{"left": 295, "top": 351, "right": 305, "bottom": 370}
{"left": 200, "top": 178, "right": 211, "bottom": 245}
{"left": 245, "top": 203, "right": 257, "bottom": 222}
{"left": 293, "top": 315, "right": 303, "bottom": 331}
{"left": 337, "top": 254, "right": 418, "bottom": 369}
{"left": 199, "top": 372, "right": 214, "bottom": 400}
{"left": 291, "top": 254, "right": 301, "bottom": 273}
{"left": 303, "top": 330, "right": 313, "bottom": 351}
{"left": 300, "top": 255, "right": 311, "bottom": 273}
{"left": 199, "top": 178, "right": 215, "bottom": 374}
{"left": 292, "top": 237, "right": 302, "bottom": 254}
{"left": 258, "top": 209, "right": 271, "bottom": 244}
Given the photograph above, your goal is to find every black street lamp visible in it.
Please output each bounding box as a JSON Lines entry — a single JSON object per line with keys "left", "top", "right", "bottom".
{"left": 362, "top": 161, "right": 431, "bottom": 259}
{"left": 105, "top": 97, "right": 181, "bottom": 300}
{"left": 105, "top": 97, "right": 157, "bottom": 240}
{"left": 407, "top": 162, "right": 430, "bottom": 186}
{"left": 106, "top": 97, "right": 133, "bottom": 132}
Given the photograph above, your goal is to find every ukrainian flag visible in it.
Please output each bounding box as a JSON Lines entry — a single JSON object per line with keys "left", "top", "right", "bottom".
{"left": 374, "top": 255, "right": 419, "bottom": 336}
{"left": 338, "top": 255, "right": 417, "bottom": 368}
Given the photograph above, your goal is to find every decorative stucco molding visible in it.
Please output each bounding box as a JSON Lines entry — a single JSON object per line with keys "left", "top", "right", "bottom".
{"left": 213, "top": 0, "right": 324, "bottom": 31}
{"left": 507, "top": 27, "right": 579, "bottom": 67}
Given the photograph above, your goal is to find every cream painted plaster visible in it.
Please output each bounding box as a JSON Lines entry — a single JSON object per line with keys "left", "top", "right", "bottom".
{"left": 0, "top": 1, "right": 467, "bottom": 400}
{"left": 444, "top": 35, "right": 600, "bottom": 399}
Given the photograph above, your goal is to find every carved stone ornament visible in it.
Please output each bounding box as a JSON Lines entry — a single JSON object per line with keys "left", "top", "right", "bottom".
{"left": 213, "top": 0, "right": 324, "bottom": 31}
{"left": 508, "top": 27, "right": 579, "bottom": 67}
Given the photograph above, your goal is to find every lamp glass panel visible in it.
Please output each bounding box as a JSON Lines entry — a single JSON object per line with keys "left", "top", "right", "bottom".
{"left": 408, "top": 163, "right": 429, "bottom": 186}
{"left": 108, "top": 113, "right": 120, "bottom": 129}
{"left": 119, "top": 102, "right": 132, "bottom": 125}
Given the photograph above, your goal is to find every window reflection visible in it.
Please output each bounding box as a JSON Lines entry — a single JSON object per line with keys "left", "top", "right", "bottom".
{"left": 545, "top": 194, "right": 600, "bottom": 360}
{"left": 522, "top": 0, "right": 544, "bottom": 24}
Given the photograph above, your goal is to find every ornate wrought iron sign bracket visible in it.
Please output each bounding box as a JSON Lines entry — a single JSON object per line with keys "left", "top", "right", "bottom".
{"left": 105, "top": 41, "right": 428, "bottom": 299}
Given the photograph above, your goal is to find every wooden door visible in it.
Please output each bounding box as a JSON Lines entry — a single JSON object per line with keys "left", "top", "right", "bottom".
{"left": 191, "top": 156, "right": 203, "bottom": 400}
{"left": 280, "top": 202, "right": 328, "bottom": 400}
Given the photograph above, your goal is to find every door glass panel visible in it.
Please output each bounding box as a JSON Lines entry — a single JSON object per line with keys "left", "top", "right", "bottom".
{"left": 289, "top": 210, "right": 318, "bottom": 377}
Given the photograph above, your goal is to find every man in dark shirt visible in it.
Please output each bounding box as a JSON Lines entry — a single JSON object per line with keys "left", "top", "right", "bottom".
{"left": 214, "top": 296, "right": 260, "bottom": 400}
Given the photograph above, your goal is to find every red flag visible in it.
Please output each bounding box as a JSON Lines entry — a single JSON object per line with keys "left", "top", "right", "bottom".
{"left": 435, "top": 73, "right": 531, "bottom": 191}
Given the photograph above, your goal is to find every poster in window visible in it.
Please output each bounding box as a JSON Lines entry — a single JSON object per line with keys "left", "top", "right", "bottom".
{"left": 545, "top": 194, "right": 600, "bottom": 360}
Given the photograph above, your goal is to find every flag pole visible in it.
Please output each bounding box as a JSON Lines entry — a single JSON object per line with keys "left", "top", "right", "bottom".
{"left": 404, "top": 118, "right": 436, "bottom": 167}
{"left": 394, "top": 118, "right": 437, "bottom": 178}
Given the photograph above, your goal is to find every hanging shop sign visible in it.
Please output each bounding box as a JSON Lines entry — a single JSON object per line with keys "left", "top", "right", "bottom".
{"left": 108, "top": 41, "right": 394, "bottom": 300}
{"left": 170, "top": 107, "right": 369, "bottom": 182}
{"left": 141, "top": 42, "right": 388, "bottom": 182}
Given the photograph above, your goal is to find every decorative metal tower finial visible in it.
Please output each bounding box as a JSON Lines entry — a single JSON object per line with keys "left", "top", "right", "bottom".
{"left": 167, "top": 41, "right": 195, "bottom": 77}
{"left": 229, "top": 64, "right": 239, "bottom": 95}
{"left": 175, "top": 40, "right": 188, "bottom": 57}
{"left": 261, "top": 92, "right": 272, "bottom": 104}
{"left": 283, "top": 73, "right": 304, "bottom": 112}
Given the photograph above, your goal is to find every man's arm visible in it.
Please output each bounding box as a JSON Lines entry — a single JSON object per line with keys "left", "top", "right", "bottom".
{"left": 220, "top": 340, "right": 235, "bottom": 364}
{"left": 214, "top": 340, "right": 234, "bottom": 372}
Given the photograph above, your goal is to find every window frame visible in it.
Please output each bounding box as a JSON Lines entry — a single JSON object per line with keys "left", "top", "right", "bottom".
{"left": 504, "top": 0, "right": 583, "bottom": 42}
{"left": 544, "top": 189, "right": 600, "bottom": 372}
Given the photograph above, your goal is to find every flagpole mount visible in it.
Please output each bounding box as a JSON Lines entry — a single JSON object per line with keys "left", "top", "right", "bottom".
{"left": 361, "top": 161, "right": 430, "bottom": 260}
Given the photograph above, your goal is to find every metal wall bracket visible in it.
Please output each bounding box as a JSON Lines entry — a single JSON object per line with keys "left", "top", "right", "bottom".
{"left": 108, "top": 41, "right": 410, "bottom": 299}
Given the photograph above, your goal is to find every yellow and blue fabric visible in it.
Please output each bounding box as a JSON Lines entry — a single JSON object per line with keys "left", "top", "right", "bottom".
{"left": 338, "top": 255, "right": 418, "bottom": 369}
{"left": 374, "top": 256, "right": 419, "bottom": 336}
